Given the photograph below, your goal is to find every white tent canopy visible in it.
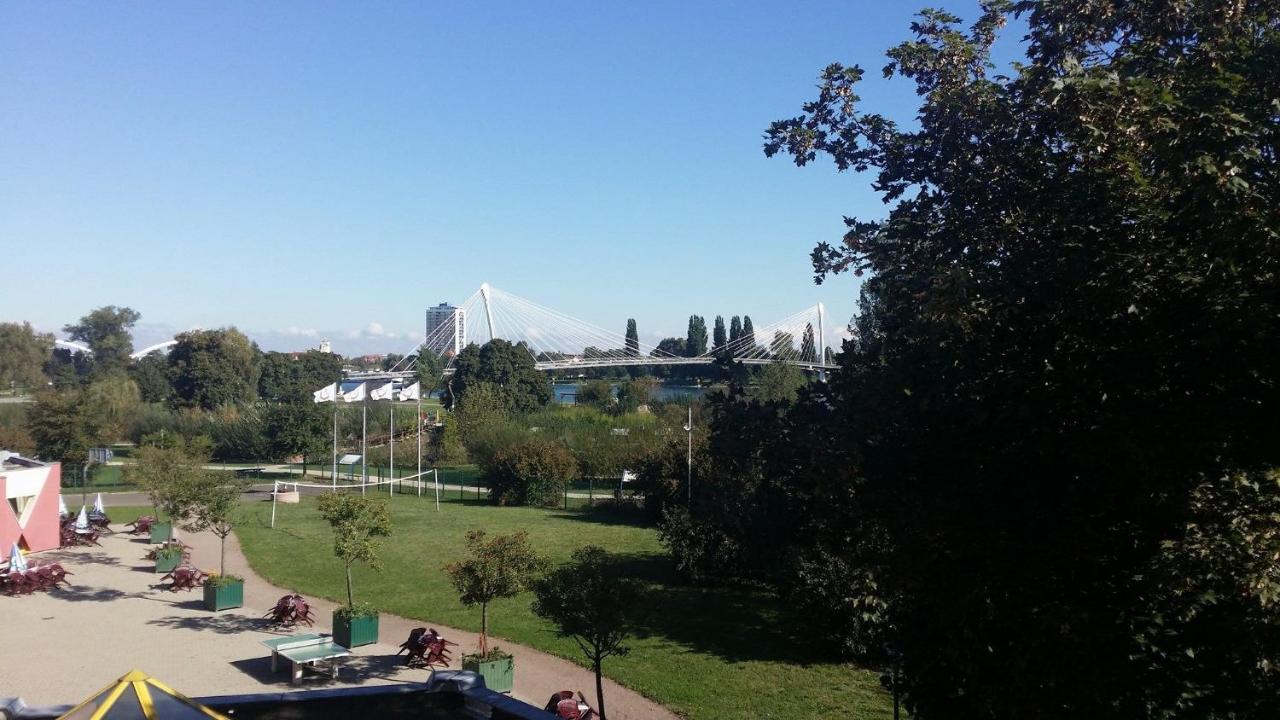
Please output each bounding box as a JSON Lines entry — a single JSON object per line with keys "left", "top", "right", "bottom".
{"left": 7, "top": 543, "right": 27, "bottom": 572}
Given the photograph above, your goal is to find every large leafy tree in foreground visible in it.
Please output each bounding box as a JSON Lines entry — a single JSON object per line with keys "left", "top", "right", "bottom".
{"left": 766, "top": 1, "right": 1280, "bottom": 718}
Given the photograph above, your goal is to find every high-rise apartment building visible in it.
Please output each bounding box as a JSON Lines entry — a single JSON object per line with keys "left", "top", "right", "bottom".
{"left": 424, "top": 302, "right": 465, "bottom": 356}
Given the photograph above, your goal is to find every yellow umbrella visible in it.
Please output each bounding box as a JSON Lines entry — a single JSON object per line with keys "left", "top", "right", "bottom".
{"left": 58, "top": 670, "right": 227, "bottom": 720}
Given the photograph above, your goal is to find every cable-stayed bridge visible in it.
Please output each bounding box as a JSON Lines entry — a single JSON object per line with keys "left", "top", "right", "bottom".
{"left": 348, "top": 283, "right": 837, "bottom": 382}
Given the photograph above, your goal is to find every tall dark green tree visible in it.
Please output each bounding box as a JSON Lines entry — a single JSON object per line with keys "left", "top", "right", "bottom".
{"left": 712, "top": 316, "right": 727, "bottom": 351}
{"left": 729, "top": 316, "right": 743, "bottom": 344}
{"left": 63, "top": 306, "right": 140, "bottom": 377}
{"left": 685, "top": 316, "right": 708, "bottom": 357}
{"left": 741, "top": 316, "right": 756, "bottom": 350}
{"left": 625, "top": 319, "right": 640, "bottom": 357}
{"left": 765, "top": 2, "right": 1280, "bottom": 718}
{"left": 800, "top": 323, "right": 817, "bottom": 363}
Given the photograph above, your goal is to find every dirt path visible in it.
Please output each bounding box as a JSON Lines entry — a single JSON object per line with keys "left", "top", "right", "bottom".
{"left": 182, "top": 527, "right": 679, "bottom": 720}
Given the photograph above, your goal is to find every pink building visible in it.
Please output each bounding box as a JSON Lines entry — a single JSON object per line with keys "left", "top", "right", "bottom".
{"left": 1, "top": 452, "right": 62, "bottom": 561}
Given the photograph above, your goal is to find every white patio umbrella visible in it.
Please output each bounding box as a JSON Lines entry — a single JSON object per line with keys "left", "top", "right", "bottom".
{"left": 58, "top": 494, "right": 69, "bottom": 518}
{"left": 75, "top": 505, "right": 90, "bottom": 531}
{"left": 93, "top": 493, "right": 106, "bottom": 514}
{"left": 7, "top": 543, "right": 27, "bottom": 572}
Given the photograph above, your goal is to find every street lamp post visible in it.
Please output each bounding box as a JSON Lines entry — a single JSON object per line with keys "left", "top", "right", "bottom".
{"left": 682, "top": 407, "right": 692, "bottom": 505}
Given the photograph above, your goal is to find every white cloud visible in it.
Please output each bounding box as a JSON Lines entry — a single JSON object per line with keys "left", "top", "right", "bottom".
{"left": 365, "top": 322, "right": 385, "bottom": 336}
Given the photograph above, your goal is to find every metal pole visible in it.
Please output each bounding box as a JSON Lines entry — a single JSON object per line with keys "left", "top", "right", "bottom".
{"left": 389, "top": 395, "right": 395, "bottom": 497}
{"left": 270, "top": 481, "right": 278, "bottom": 528}
{"left": 332, "top": 397, "right": 338, "bottom": 490}
{"left": 684, "top": 407, "right": 693, "bottom": 506}
{"left": 416, "top": 393, "right": 422, "bottom": 499}
{"left": 361, "top": 400, "right": 367, "bottom": 496}
{"left": 433, "top": 469, "right": 440, "bottom": 511}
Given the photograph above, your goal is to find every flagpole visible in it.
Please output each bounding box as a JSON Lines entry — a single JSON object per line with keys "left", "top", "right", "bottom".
{"left": 416, "top": 392, "right": 422, "bottom": 499}
{"left": 389, "top": 392, "right": 395, "bottom": 498}
{"left": 331, "top": 387, "right": 338, "bottom": 490}
{"left": 361, "top": 396, "right": 367, "bottom": 497}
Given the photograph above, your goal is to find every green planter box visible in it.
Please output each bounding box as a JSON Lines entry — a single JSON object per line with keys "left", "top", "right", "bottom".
{"left": 154, "top": 553, "right": 182, "bottom": 574}
{"left": 203, "top": 581, "right": 244, "bottom": 611}
{"left": 333, "top": 612, "right": 379, "bottom": 648}
{"left": 463, "top": 655, "right": 514, "bottom": 694}
{"left": 149, "top": 522, "right": 172, "bottom": 544}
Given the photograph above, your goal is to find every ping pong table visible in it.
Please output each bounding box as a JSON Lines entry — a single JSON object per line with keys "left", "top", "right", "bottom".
{"left": 261, "top": 633, "right": 351, "bottom": 685}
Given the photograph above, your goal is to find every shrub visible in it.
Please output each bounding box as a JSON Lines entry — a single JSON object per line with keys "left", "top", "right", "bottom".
{"left": 205, "top": 573, "right": 244, "bottom": 588}
{"left": 486, "top": 438, "right": 578, "bottom": 507}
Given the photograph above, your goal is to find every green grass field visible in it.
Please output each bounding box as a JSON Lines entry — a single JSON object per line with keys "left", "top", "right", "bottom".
{"left": 234, "top": 495, "right": 890, "bottom": 720}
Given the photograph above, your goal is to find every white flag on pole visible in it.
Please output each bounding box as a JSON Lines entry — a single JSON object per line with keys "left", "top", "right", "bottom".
{"left": 342, "top": 383, "right": 367, "bottom": 402}
{"left": 398, "top": 382, "right": 421, "bottom": 401}
{"left": 94, "top": 493, "right": 105, "bottom": 514}
{"left": 313, "top": 383, "right": 338, "bottom": 403}
{"left": 370, "top": 381, "right": 395, "bottom": 401}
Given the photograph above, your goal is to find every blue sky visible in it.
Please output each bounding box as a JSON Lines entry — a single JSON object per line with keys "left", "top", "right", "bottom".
{"left": 0, "top": 2, "right": 1021, "bottom": 355}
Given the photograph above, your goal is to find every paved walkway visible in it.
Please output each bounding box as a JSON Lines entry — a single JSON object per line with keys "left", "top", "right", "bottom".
{"left": 3, "top": 518, "right": 677, "bottom": 720}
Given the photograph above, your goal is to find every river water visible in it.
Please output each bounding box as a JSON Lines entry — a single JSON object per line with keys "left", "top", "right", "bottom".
{"left": 552, "top": 382, "right": 705, "bottom": 404}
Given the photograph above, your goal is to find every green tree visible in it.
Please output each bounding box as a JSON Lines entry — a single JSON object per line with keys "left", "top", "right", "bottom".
{"left": 63, "top": 306, "right": 140, "bottom": 377}
{"left": 257, "top": 352, "right": 297, "bottom": 403}
{"left": 26, "top": 388, "right": 103, "bottom": 464}
{"left": 740, "top": 316, "right": 756, "bottom": 350}
{"left": 44, "top": 348, "right": 90, "bottom": 388}
{"left": 455, "top": 381, "right": 513, "bottom": 446}
{"left": 751, "top": 362, "right": 806, "bottom": 404}
{"left": 169, "top": 328, "right": 261, "bottom": 410}
{"left": 576, "top": 379, "right": 614, "bottom": 412}
{"left": 769, "top": 331, "right": 797, "bottom": 360}
{"left": 316, "top": 492, "right": 392, "bottom": 612}
{"left": 258, "top": 350, "right": 343, "bottom": 403}
{"left": 800, "top": 323, "right": 817, "bottom": 363}
{"left": 0, "top": 322, "right": 53, "bottom": 392}
{"left": 625, "top": 319, "right": 640, "bottom": 357}
{"left": 444, "top": 529, "right": 547, "bottom": 656}
{"left": 485, "top": 437, "right": 578, "bottom": 507}
{"left": 174, "top": 470, "right": 246, "bottom": 576}
{"left": 263, "top": 402, "right": 329, "bottom": 463}
{"left": 532, "top": 545, "right": 639, "bottom": 720}
{"left": 712, "top": 315, "right": 727, "bottom": 351}
{"left": 414, "top": 350, "right": 444, "bottom": 392}
{"left": 616, "top": 377, "right": 658, "bottom": 415}
{"left": 685, "top": 316, "right": 708, "bottom": 357}
{"left": 766, "top": 2, "right": 1280, "bottom": 717}
{"left": 82, "top": 373, "right": 141, "bottom": 441}
{"left": 729, "top": 316, "right": 743, "bottom": 344}
{"left": 445, "top": 339, "right": 551, "bottom": 413}
{"left": 653, "top": 337, "right": 685, "bottom": 357}
{"left": 126, "top": 443, "right": 210, "bottom": 521}
{"left": 129, "top": 354, "right": 172, "bottom": 403}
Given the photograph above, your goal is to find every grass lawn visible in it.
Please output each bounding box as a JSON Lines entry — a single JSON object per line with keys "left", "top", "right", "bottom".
{"left": 235, "top": 495, "right": 891, "bottom": 720}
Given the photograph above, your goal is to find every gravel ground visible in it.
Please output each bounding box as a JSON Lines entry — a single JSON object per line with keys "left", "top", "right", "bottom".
{"left": 0, "top": 519, "right": 676, "bottom": 720}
